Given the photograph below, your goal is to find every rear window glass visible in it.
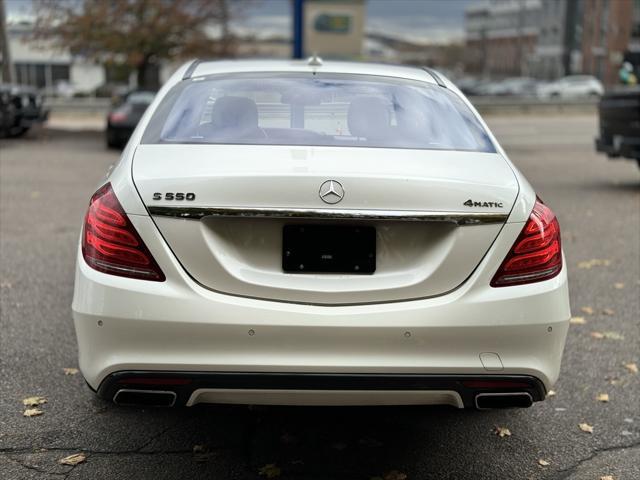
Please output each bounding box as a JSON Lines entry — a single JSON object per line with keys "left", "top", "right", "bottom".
{"left": 142, "top": 73, "right": 495, "bottom": 152}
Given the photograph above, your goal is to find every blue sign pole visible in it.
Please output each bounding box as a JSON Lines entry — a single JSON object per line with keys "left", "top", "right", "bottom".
{"left": 293, "top": 0, "right": 304, "bottom": 59}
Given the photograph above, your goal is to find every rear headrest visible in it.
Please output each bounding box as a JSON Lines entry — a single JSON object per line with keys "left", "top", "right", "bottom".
{"left": 211, "top": 96, "right": 259, "bottom": 131}
{"left": 347, "top": 96, "right": 391, "bottom": 140}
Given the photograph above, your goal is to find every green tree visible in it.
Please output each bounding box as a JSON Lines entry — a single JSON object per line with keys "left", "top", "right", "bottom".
{"left": 33, "top": 0, "right": 237, "bottom": 89}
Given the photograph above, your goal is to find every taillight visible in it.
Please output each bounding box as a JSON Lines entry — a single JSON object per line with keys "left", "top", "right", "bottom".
{"left": 109, "top": 105, "right": 131, "bottom": 123}
{"left": 491, "top": 199, "right": 562, "bottom": 287}
{"left": 82, "top": 183, "right": 165, "bottom": 281}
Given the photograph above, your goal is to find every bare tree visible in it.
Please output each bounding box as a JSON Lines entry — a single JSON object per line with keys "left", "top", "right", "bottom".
{"left": 32, "top": 0, "right": 238, "bottom": 89}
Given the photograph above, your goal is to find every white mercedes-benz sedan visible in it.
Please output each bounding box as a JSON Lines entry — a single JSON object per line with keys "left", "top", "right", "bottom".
{"left": 72, "top": 59, "right": 570, "bottom": 409}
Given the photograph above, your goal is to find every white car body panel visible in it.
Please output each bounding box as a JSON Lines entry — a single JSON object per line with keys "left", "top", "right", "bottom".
{"left": 72, "top": 60, "right": 571, "bottom": 407}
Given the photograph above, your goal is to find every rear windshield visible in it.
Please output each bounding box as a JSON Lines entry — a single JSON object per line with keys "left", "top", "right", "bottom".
{"left": 142, "top": 73, "right": 495, "bottom": 152}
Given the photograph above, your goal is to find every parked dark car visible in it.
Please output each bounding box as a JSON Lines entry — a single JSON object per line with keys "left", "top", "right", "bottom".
{"left": 0, "top": 84, "right": 49, "bottom": 137}
{"left": 595, "top": 87, "right": 640, "bottom": 168}
{"left": 0, "top": 88, "right": 16, "bottom": 136}
{"left": 106, "top": 90, "right": 156, "bottom": 148}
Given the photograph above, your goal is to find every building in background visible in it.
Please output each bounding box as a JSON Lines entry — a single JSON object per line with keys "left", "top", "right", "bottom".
{"left": 464, "top": 0, "right": 542, "bottom": 77}
{"left": 581, "top": 0, "right": 635, "bottom": 86}
{"left": 465, "top": 0, "right": 639, "bottom": 86}
{"left": 530, "top": 0, "right": 582, "bottom": 79}
{"left": 3, "top": 21, "right": 104, "bottom": 94}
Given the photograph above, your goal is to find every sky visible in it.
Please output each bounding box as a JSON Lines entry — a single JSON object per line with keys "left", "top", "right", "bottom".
{"left": 6, "top": 0, "right": 473, "bottom": 44}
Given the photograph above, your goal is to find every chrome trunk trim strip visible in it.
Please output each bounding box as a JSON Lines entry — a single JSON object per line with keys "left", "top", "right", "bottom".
{"left": 148, "top": 206, "right": 508, "bottom": 225}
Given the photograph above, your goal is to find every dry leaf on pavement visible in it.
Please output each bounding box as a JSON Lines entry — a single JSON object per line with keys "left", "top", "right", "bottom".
{"left": 22, "top": 396, "right": 47, "bottom": 407}
{"left": 596, "top": 393, "right": 609, "bottom": 403}
{"left": 58, "top": 453, "right": 86, "bottom": 466}
{"left": 63, "top": 368, "right": 79, "bottom": 375}
{"left": 590, "top": 331, "right": 624, "bottom": 340}
{"left": 602, "top": 308, "right": 615, "bottom": 316}
{"left": 258, "top": 464, "right": 281, "bottom": 479}
{"left": 579, "top": 423, "right": 594, "bottom": 434}
{"left": 580, "top": 306, "right": 594, "bottom": 315}
{"left": 538, "top": 459, "right": 550, "bottom": 466}
{"left": 613, "top": 282, "right": 625, "bottom": 289}
{"left": 577, "top": 259, "right": 610, "bottom": 269}
{"left": 600, "top": 476, "right": 614, "bottom": 480}
{"left": 624, "top": 362, "right": 638, "bottom": 374}
{"left": 570, "top": 316, "right": 586, "bottom": 325}
{"left": 493, "top": 426, "right": 511, "bottom": 437}
{"left": 602, "top": 331, "right": 624, "bottom": 340}
{"left": 23, "top": 408, "right": 44, "bottom": 417}
{"left": 192, "top": 444, "right": 212, "bottom": 463}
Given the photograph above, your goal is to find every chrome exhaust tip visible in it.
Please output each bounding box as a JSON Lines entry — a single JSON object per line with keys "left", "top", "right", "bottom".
{"left": 475, "top": 392, "right": 533, "bottom": 409}
{"left": 113, "top": 389, "right": 177, "bottom": 407}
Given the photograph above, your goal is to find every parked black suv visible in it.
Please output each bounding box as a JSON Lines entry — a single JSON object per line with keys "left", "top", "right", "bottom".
{"left": 595, "top": 87, "right": 640, "bottom": 168}
{"left": 0, "top": 84, "right": 49, "bottom": 138}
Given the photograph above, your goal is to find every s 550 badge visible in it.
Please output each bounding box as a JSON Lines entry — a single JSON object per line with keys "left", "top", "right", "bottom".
{"left": 153, "top": 192, "right": 196, "bottom": 201}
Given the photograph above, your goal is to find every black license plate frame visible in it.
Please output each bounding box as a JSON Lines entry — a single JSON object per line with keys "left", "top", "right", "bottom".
{"left": 282, "top": 224, "right": 376, "bottom": 274}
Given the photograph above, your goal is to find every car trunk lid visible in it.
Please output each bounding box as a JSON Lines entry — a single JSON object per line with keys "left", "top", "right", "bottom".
{"left": 132, "top": 144, "right": 518, "bottom": 305}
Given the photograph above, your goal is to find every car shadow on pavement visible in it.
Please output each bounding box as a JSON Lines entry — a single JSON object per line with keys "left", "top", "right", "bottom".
{"left": 82, "top": 396, "right": 526, "bottom": 478}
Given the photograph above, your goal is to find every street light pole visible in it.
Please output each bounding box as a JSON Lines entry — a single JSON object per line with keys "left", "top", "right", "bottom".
{"left": 292, "top": 0, "right": 304, "bottom": 59}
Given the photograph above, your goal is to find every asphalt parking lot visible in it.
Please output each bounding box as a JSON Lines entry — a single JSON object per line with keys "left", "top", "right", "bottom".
{"left": 0, "top": 114, "right": 639, "bottom": 479}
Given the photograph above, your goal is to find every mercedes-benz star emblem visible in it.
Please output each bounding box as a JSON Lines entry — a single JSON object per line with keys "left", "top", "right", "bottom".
{"left": 319, "top": 180, "right": 344, "bottom": 204}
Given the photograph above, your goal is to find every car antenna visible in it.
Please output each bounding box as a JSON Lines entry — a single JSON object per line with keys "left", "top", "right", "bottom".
{"left": 307, "top": 53, "right": 323, "bottom": 67}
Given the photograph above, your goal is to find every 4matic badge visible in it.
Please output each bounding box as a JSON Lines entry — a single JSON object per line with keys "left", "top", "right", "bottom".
{"left": 464, "top": 199, "right": 504, "bottom": 208}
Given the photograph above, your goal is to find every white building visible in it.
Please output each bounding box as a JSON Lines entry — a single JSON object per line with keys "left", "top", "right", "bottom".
{"left": 5, "top": 22, "right": 105, "bottom": 94}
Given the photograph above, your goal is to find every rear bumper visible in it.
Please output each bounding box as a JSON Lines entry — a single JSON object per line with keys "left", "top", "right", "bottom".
{"left": 72, "top": 216, "right": 571, "bottom": 407}
{"left": 595, "top": 135, "right": 640, "bottom": 160}
{"left": 97, "top": 371, "right": 546, "bottom": 408}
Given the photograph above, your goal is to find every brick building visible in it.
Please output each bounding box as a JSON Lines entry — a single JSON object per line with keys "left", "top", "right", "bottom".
{"left": 581, "top": 0, "right": 636, "bottom": 86}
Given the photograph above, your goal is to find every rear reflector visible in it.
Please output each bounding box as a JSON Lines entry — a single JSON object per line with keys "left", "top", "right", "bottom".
{"left": 82, "top": 183, "right": 165, "bottom": 281}
{"left": 491, "top": 198, "right": 562, "bottom": 287}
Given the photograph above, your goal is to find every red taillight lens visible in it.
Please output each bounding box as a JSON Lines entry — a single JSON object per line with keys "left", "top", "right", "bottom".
{"left": 491, "top": 199, "right": 562, "bottom": 287}
{"left": 82, "top": 183, "right": 165, "bottom": 281}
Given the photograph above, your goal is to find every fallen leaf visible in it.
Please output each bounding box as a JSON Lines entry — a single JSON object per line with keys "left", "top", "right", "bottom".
{"left": 579, "top": 423, "right": 594, "bottom": 434}
{"left": 580, "top": 306, "right": 594, "bottom": 315}
{"left": 602, "top": 308, "right": 615, "bottom": 316}
{"left": 382, "top": 471, "right": 407, "bottom": 480}
{"left": 22, "top": 396, "right": 47, "bottom": 407}
{"left": 258, "top": 464, "right": 281, "bottom": 479}
{"left": 493, "top": 426, "right": 511, "bottom": 437}
{"left": 577, "top": 259, "right": 611, "bottom": 269}
{"left": 596, "top": 393, "right": 609, "bottom": 403}
{"left": 590, "top": 331, "right": 624, "bottom": 340}
{"left": 600, "top": 476, "right": 614, "bottom": 480}
{"left": 63, "top": 368, "right": 79, "bottom": 376}
{"left": 58, "top": 453, "right": 86, "bottom": 466}
{"left": 570, "top": 316, "right": 586, "bottom": 325}
{"left": 192, "top": 444, "right": 212, "bottom": 463}
{"left": 0, "top": 281, "right": 12, "bottom": 289}
{"left": 538, "top": 459, "right": 550, "bottom": 466}
{"left": 613, "top": 282, "right": 625, "bottom": 289}
{"left": 23, "top": 408, "right": 44, "bottom": 417}
{"left": 547, "top": 390, "right": 557, "bottom": 397}
{"left": 606, "top": 375, "right": 621, "bottom": 386}
{"left": 602, "top": 331, "right": 624, "bottom": 340}
{"left": 624, "top": 362, "right": 638, "bottom": 374}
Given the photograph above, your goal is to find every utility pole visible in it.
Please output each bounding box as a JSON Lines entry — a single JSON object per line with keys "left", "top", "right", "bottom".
{"left": 0, "top": 0, "right": 15, "bottom": 82}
